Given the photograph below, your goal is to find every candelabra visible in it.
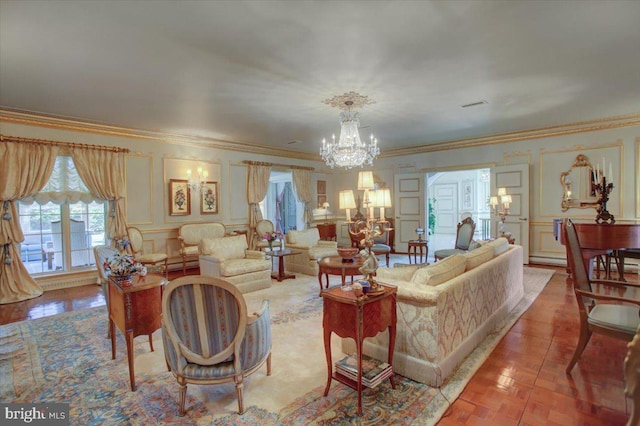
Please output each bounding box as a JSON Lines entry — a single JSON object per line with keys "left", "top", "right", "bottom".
{"left": 594, "top": 176, "right": 615, "bottom": 224}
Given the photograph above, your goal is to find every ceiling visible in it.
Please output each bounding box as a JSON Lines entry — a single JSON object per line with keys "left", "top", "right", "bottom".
{"left": 1, "top": 1, "right": 639, "bottom": 158}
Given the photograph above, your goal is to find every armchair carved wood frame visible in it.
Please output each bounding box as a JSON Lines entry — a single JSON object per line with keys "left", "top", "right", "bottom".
{"left": 161, "top": 275, "right": 272, "bottom": 416}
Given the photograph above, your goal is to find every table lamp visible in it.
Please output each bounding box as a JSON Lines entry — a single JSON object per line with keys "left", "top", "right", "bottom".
{"left": 339, "top": 190, "right": 356, "bottom": 222}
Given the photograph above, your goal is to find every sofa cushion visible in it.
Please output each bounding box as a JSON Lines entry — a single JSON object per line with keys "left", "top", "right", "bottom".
{"left": 462, "top": 244, "right": 495, "bottom": 271}
{"left": 220, "top": 258, "right": 270, "bottom": 277}
{"left": 286, "top": 228, "right": 320, "bottom": 247}
{"left": 200, "top": 235, "right": 247, "bottom": 260}
{"left": 487, "top": 237, "right": 509, "bottom": 256}
{"left": 411, "top": 254, "right": 467, "bottom": 286}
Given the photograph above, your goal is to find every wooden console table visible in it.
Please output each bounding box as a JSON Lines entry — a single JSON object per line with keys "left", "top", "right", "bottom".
{"left": 108, "top": 273, "right": 167, "bottom": 391}
{"left": 317, "top": 223, "right": 337, "bottom": 241}
{"left": 321, "top": 283, "right": 397, "bottom": 415}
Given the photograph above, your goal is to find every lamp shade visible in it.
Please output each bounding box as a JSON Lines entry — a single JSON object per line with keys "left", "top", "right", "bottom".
{"left": 339, "top": 190, "right": 357, "bottom": 210}
{"left": 375, "top": 188, "right": 392, "bottom": 208}
{"left": 501, "top": 195, "right": 512, "bottom": 205}
{"left": 490, "top": 196, "right": 499, "bottom": 207}
{"left": 498, "top": 187, "right": 507, "bottom": 197}
{"left": 357, "top": 171, "right": 375, "bottom": 190}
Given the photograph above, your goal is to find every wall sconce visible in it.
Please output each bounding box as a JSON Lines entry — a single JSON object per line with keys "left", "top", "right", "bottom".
{"left": 186, "top": 167, "right": 208, "bottom": 193}
{"left": 490, "top": 187, "right": 514, "bottom": 243}
{"left": 339, "top": 190, "right": 357, "bottom": 222}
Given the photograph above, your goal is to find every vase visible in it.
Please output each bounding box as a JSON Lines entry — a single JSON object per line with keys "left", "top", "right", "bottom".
{"left": 112, "top": 274, "right": 134, "bottom": 286}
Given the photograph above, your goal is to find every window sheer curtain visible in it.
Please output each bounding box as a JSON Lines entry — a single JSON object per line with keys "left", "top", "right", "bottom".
{"left": 247, "top": 163, "right": 271, "bottom": 249}
{"left": 292, "top": 169, "right": 312, "bottom": 228}
{"left": 0, "top": 141, "right": 58, "bottom": 304}
{"left": 22, "top": 156, "right": 98, "bottom": 205}
{"left": 72, "top": 149, "right": 128, "bottom": 241}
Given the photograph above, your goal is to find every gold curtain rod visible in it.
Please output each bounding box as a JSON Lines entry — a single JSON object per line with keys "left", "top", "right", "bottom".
{"left": 0, "top": 134, "right": 130, "bottom": 153}
{"left": 242, "top": 160, "right": 314, "bottom": 171}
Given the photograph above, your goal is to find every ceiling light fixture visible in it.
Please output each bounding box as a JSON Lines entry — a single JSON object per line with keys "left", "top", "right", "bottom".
{"left": 320, "top": 92, "right": 380, "bottom": 169}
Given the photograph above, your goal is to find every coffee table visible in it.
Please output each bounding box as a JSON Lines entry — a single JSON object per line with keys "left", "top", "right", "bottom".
{"left": 268, "top": 249, "right": 300, "bottom": 282}
{"left": 317, "top": 255, "right": 364, "bottom": 291}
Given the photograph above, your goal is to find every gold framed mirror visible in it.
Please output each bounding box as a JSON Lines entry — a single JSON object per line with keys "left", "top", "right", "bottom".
{"left": 560, "top": 154, "right": 598, "bottom": 212}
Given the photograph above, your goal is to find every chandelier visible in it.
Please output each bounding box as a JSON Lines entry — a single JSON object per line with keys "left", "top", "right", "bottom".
{"left": 320, "top": 92, "right": 380, "bottom": 169}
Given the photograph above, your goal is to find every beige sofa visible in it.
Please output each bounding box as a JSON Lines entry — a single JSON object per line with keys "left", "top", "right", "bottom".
{"left": 343, "top": 238, "right": 524, "bottom": 386}
{"left": 284, "top": 228, "right": 338, "bottom": 276}
{"left": 178, "top": 223, "right": 230, "bottom": 273}
{"left": 198, "top": 234, "right": 272, "bottom": 293}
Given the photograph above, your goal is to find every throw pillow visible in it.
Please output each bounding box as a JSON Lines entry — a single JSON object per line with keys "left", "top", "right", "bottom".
{"left": 463, "top": 244, "right": 494, "bottom": 271}
{"left": 468, "top": 240, "right": 482, "bottom": 251}
{"left": 200, "top": 235, "right": 247, "bottom": 260}
{"left": 487, "top": 237, "right": 509, "bottom": 256}
{"left": 411, "top": 254, "right": 467, "bottom": 286}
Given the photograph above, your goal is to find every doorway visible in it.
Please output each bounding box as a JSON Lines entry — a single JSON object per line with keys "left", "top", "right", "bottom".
{"left": 261, "top": 171, "right": 305, "bottom": 235}
{"left": 426, "top": 168, "right": 490, "bottom": 261}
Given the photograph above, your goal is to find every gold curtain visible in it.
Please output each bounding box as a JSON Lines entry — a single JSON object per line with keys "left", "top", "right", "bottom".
{"left": 72, "top": 148, "right": 128, "bottom": 240}
{"left": 292, "top": 169, "right": 312, "bottom": 228}
{"left": 247, "top": 163, "right": 271, "bottom": 249}
{"left": 0, "top": 141, "right": 59, "bottom": 304}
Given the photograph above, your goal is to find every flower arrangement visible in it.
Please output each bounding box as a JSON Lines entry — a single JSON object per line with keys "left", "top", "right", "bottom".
{"left": 262, "top": 231, "right": 283, "bottom": 242}
{"left": 104, "top": 253, "right": 147, "bottom": 277}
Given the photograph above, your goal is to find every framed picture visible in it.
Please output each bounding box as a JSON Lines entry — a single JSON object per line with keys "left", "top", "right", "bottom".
{"left": 317, "top": 180, "right": 326, "bottom": 195}
{"left": 169, "top": 179, "right": 190, "bottom": 216}
{"left": 200, "top": 181, "right": 219, "bottom": 214}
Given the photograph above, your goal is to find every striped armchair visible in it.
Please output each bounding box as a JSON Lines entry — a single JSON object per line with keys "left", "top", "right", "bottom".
{"left": 161, "top": 275, "right": 272, "bottom": 416}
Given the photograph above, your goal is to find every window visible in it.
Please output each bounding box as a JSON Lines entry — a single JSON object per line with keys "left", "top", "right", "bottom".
{"left": 17, "top": 156, "right": 107, "bottom": 275}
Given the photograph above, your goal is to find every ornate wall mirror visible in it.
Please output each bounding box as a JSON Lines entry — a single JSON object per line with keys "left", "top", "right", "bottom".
{"left": 560, "top": 154, "right": 598, "bottom": 211}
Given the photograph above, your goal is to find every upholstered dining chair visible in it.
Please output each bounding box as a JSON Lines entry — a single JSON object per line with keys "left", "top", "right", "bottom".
{"left": 127, "top": 226, "right": 168, "bottom": 277}
{"left": 255, "top": 219, "right": 282, "bottom": 251}
{"left": 433, "top": 217, "right": 476, "bottom": 261}
{"left": 93, "top": 245, "right": 118, "bottom": 338}
{"left": 161, "top": 275, "right": 272, "bottom": 416}
{"left": 563, "top": 218, "right": 640, "bottom": 374}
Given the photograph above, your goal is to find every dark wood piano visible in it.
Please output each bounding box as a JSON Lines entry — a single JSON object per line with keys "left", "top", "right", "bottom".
{"left": 554, "top": 219, "right": 640, "bottom": 280}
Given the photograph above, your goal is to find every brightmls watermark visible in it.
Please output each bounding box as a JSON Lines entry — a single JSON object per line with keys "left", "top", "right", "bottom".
{"left": 1, "top": 403, "right": 69, "bottom": 425}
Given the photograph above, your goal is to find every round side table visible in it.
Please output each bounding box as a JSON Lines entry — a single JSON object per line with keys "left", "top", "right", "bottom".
{"left": 408, "top": 240, "right": 428, "bottom": 264}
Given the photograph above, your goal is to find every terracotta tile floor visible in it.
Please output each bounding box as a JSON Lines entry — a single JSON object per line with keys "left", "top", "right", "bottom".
{"left": 0, "top": 265, "right": 635, "bottom": 424}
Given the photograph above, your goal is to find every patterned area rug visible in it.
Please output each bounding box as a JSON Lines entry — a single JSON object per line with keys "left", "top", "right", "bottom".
{"left": 0, "top": 267, "right": 554, "bottom": 425}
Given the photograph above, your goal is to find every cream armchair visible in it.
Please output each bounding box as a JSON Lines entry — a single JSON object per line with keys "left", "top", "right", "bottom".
{"left": 199, "top": 234, "right": 272, "bottom": 293}
{"left": 285, "top": 228, "right": 338, "bottom": 276}
{"left": 178, "top": 223, "right": 227, "bottom": 274}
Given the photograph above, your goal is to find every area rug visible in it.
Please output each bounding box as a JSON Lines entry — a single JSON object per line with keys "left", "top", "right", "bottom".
{"left": 0, "top": 266, "right": 554, "bottom": 425}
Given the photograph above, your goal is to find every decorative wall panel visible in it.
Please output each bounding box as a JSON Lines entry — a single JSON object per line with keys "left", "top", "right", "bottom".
{"left": 125, "top": 154, "right": 153, "bottom": 225}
